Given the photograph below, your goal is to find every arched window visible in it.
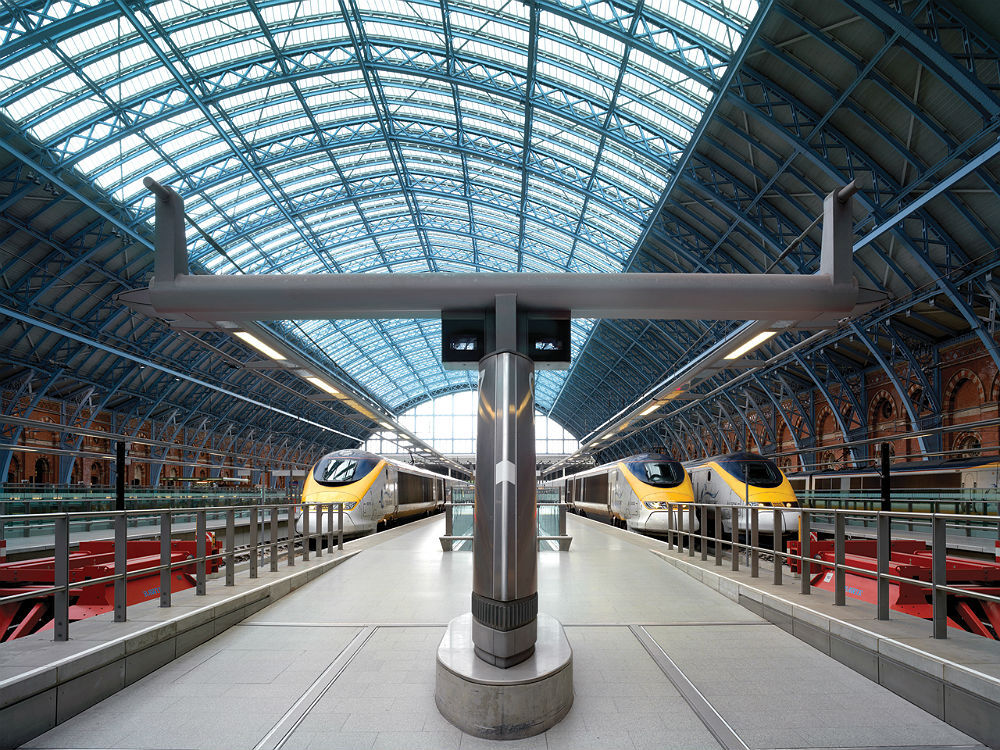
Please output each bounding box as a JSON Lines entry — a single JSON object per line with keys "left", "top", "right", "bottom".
{"left": 34, "top": 457, "right": 51, "bottom": 484}
{"left": 365, "top": 390, "right": 578, "bottom": 456}
{"left": 953, "top": 432, "right": 982, "bottom": 460}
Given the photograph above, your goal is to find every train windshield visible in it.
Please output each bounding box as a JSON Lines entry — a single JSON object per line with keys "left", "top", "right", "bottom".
{"left": 628, "top": 461, "right": 685, "bottom": 487}
{"left": 313, "top": 457, "right": 379, "bottom": 487}
{"left": 721, "top": 458, "right": 784, "bottom": 488}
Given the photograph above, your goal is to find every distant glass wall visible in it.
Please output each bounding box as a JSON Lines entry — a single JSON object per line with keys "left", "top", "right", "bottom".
{"left": 365, "top": 390, "right": 578, "bottom": 455}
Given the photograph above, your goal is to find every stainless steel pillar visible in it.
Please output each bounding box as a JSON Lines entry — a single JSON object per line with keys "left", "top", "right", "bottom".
{"left": 473, "top": 351, "right": 537, "bottom": 668}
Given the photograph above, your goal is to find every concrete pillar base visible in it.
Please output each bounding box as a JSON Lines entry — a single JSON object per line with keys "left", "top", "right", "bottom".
{"left": 435, "top": 612, "right": 573, "bottom": 740}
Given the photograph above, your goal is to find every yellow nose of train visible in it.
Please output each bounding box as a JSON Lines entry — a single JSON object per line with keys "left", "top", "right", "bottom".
{"left": 302, "top": 488, "right": 359, "bottom": 511}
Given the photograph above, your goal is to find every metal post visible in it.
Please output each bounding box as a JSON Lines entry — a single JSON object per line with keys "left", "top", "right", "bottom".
{"left": 932, "top": 515, "right": 947, "bottom": 638}
{"left": 750, "top": 506, "right": 758, "bottom": 577}
{"left": 687, "top": 503, "right": 695, "bottom": 557}
{"left": 772, "top": 508, "right": 782, "bottom": 586}
{"left": 666, "top": 503, "right": 673, "bottom": 550}
{"left": 700, "top": 505, "right": 708, "bottom": 561}
{"left": 270, "top": 506, "right": 279, "bottom": 572}
{"left": 288, "top": 504, "right": 296, "bottom": 566}
{"left": 877, "top": 511, "right": 890, "bottom": 619}
{"left": 196, "top": 510, "right": 206, "bottom": 595}
{"left": 314, "top": 504, "right": 322, "bottom": 558}
{"left": 53, "top": 514, "right": 69, "bottom": 641}
{"left": 114, "top": 511, "right": 127, "bottom": 621}
{"left": 249, "top": 506, "right": 258, "bottom": 579}
{"left": 302, "top": 503, "right": 310, "bottom": 562}
{"left": 731, "top": 505, "right": 739, "bottom": 572}
{"left": 559, "top": 501, "right": 567, "bottom": 537}
{"left": 878, "top": 442, "right": 892, "bottom": 620}
{"left": 115, "top": 440, "right": 126, "bottom": 512}
{"left": 714, "top": 507, "right": 722, "bottom": 566}
{"left": 160, "top": 512, "right": 172, "bottom": 607}
{"left": 834, "top": 512, "right": 846, "bottom": 606}
{"left": 338, "top": 502, "right": 344, "bottom": 550}
{"left": 800, "top": 510, "right": 810, "bottom": 595}
{"left": 225, "top": 508, "right": 235, "bottom": 586}
{"left": 327, "top": 503, "right": 334, "bottom": 553}
{"left": 880, "top": 441, "right": 891, "bottom": 512}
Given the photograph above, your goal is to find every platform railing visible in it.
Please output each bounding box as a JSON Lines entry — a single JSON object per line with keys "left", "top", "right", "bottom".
{"left": 0, "top": 488, "right": 289, "bottom": 536}
{"left": 798, "top": 491, "right": 999, "bottom": 537}
{"left": 439, "top": 499, "right": 572, "bottom": 551}
{"left": 0, "top": 501, "right": 353, "bottom": 643}
{"left": 659, "top": 501, "right": 1000, "bottom": 641}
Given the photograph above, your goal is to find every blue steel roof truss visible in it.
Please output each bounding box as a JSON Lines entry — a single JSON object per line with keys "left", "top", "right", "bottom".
{"left": 0, "top": 0, "right": 763, "bottom": 424}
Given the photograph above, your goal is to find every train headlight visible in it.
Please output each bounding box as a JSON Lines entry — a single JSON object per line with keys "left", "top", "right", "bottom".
{"left": 343, "top": 500, "right": 359, "bottom": 511}
{"left": 642, "top": 500, "right": 669, "bottom": 510}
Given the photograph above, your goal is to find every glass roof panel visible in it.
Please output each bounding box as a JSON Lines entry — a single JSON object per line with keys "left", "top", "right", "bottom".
{"left": 0, "top": 0, "right": 761, "bottom": 411}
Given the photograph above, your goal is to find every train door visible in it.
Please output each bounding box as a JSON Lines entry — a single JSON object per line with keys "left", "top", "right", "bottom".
{"left": 609, "top": 469, "right": 622, "bottom": 518}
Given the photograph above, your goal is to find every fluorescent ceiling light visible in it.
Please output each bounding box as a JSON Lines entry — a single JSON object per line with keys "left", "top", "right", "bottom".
{"left": 640, "top": 403, "right": 660, "bottom": 416}
{"left": 306, "top": 376, "right": 340, "bottom": 396}
{"left": 234, "top": 331, "right": 286, "bottom": 361}
{"left": 724, "top": 331, "right": 776, "bottom": 360}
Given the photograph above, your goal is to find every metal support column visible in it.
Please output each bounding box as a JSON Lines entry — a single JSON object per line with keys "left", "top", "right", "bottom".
{"left": 472, "top": 349, "right": 537, "bottom": 668}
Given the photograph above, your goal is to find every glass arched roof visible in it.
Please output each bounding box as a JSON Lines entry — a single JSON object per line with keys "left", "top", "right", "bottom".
{"left": 0, "top": 0, "right": 761, "bottom": 413}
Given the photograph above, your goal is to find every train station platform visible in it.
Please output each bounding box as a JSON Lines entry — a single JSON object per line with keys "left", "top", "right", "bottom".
{"left": 4, "top": 514, "right": 999, "bottom": 750}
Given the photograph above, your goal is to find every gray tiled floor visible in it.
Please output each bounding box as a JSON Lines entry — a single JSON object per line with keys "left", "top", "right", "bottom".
{"left": 20, "top": 515, "right": 985, "bottom": 749}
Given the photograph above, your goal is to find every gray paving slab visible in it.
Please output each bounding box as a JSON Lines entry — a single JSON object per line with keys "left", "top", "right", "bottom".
{"left": 644, "top": 622, "right": 979, "bottom": 748}
{"left": 13, "top": 514, "right": 991, "bottom": 750}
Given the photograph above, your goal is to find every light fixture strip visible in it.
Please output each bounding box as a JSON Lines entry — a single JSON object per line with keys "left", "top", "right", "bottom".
{"left": 306, "top": 375, "right": 340, "bottom": 396}
{"left": 724, "top": 331, "right": 776, "bottom": 360}
{"left": 234, "top": 331, "right": 287, "bottom": 361}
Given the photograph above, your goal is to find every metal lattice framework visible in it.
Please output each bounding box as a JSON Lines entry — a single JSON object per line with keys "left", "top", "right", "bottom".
{"left": 2, "top": 0, "right": 1000, "bottom": 475}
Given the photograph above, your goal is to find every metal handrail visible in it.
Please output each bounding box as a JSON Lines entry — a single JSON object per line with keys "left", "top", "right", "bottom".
{"left": 0, "top": 501, "right": 354, "bottom": 642}
{"left": 659, "top": 501, "right": 1000, "bottom": 641}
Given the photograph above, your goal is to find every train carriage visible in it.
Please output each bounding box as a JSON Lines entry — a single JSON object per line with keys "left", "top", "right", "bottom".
{"left": 296, "top": 450, "right": 458, "bottom": 537}
{"left": 684, "top": 452, "right": 799, "bottom": 537}
{"left": 550, "top": 453, "right": 697, "bottom": 535}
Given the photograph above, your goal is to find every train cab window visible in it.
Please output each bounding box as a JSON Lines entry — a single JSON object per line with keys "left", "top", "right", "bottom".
{"left": 721, "top": 457, "right": 783, "bottom": 488}
{"left": 313, "top": 457, "right": 378, "bottom": 486}
{"left": 628, "top": 461, "right": 684, "bottom": 487}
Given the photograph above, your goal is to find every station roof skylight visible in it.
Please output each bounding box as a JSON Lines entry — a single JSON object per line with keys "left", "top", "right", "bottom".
{"left": 0, "top": 0, "right": 761, "bottom": 413}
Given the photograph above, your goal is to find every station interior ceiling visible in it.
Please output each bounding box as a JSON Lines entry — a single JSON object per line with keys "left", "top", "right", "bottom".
{"left": 1, "top": 0, "right": 999, "bottom": 475}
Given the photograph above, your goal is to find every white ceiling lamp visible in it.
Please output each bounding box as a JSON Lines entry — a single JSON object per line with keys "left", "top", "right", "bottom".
{"left": 305, "top": 376, "right": 341, "bottom": 396}
{"left": 234, "top": 331, "right": 286, "bottom": 361}
{"left": 724, "top": 331, "right": 776, "bottom": 360}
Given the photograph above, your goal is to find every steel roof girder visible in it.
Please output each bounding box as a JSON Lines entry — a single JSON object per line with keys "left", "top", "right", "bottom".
{"left": 848, "top": 321, "right": 929, "bottom": 456}
{"left": 842, "top": 0, "right": 1000, "bottom": 119}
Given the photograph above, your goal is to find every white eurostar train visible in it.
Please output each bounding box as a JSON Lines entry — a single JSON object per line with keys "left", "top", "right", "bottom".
{"left": 684, "top": 452, "right": 799, "bottom": 537}
{"left": 296, "top": 450, "right": 460, "bottom": 537}
{"left": 549, "top": 453, "right": 698, "bottom": 535}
